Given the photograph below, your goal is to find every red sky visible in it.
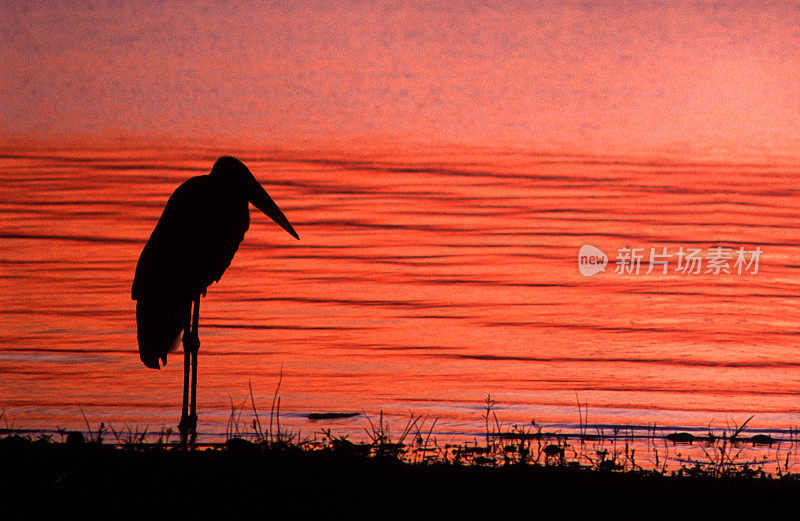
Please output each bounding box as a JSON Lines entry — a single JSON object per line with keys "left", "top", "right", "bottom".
{"left": 3, "top": 1, "right": 800, "bottom": 160}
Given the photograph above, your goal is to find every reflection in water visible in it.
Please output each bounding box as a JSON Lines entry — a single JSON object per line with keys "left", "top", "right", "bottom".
{"left": 1, "top": 148, "right": 800, "bottom": 442}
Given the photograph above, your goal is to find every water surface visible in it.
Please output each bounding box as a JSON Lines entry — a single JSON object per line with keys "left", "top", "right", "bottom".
{"left": 1, "top": 147, "right": 799, "bottom": 442}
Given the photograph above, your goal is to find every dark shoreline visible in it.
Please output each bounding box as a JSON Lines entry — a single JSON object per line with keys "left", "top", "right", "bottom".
{"left": 2, "top": 435, "right": 799, "bottom": 518}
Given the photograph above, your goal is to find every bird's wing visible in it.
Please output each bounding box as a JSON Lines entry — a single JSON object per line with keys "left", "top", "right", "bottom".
{"left": 132, "top": 176, "right": 212, "bottom": 301}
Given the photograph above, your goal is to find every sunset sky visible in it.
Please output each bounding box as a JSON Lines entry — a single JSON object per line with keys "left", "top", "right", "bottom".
{"left": 3, "top": 1, "right": 800, "bottom": 159}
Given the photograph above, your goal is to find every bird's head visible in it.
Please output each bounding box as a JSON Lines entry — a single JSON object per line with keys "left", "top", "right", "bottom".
{"left": 210, "top": 156, "right": 299, "bottom": 239}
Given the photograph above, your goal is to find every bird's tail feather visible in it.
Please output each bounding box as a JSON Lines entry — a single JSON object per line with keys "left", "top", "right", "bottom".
{"left": 136, "top": 298, "right": 189, "bottom": 369}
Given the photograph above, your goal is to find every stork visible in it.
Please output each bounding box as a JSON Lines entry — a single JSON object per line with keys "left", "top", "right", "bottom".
{"left": 132, "top": 156, "right": 298, "bottom": 443}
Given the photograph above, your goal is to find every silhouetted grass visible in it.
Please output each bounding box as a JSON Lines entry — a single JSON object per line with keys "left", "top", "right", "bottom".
{"left": 3, "top": 395, "right": 800, "bottom": 517}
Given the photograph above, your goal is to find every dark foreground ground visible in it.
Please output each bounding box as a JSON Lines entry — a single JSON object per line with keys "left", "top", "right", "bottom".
{"left": 1, "top": 435, "right": 799, "bottom": 519}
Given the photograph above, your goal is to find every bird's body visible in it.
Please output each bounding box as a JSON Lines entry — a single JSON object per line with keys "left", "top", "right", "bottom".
{"left": 133, "top": 174, "right": 250, "bottom": 301}
{"left": 132, "top": 175, "right": 249, "bottom": 368}
{"left": 132, "top": 156, "right": 298, "bottom": 442}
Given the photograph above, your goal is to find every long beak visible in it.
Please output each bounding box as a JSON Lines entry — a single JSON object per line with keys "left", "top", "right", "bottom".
{"left": 249, "top": 181, "right": 299, "bottom": 240}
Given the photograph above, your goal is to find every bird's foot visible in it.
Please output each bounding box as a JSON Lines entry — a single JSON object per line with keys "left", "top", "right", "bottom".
{"left": 183, "top": 332, "right": 200, "bottom": 354}
{"left": 178, "top": 413, "right": 198, "bottom": 444}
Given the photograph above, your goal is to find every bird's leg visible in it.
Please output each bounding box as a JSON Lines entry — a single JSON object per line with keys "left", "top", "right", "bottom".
{"left": 188, "top": 296, "right": 200, "bottom": 444}
{"left": 178, "top": 301, "right": 193, "bottom": 445}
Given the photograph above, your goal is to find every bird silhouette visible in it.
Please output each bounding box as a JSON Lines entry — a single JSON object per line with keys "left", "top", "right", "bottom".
{"left": 132, "top": 156, "right": 299, "bottom": 443}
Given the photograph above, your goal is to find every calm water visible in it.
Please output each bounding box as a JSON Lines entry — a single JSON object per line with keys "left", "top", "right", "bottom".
{"left": 2, "top": 147, "right": 800, "bottom": 443}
